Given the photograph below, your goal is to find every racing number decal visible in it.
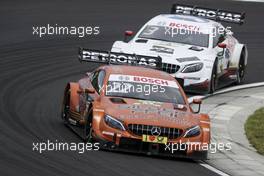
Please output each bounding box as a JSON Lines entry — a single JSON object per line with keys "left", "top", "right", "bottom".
{"left": 142, "top": 26, "right": 159, "bottom": 35}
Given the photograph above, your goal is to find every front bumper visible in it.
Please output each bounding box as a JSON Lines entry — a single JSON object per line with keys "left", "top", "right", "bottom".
{"left": 176, "top": 78, "right": 210, "bottom": 94}
{"left": 92, "top": 131, "right": 208, "bottom": 160}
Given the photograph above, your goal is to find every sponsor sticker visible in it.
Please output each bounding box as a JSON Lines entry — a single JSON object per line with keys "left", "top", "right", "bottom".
{"left": 81, "top": 50, "right": 160, "bottom": 67}
{"left": 142, "top": 135, "right": 168, "bottom": 144}
{"left": 108, "top": 74, "right": 179, "bottom": 88}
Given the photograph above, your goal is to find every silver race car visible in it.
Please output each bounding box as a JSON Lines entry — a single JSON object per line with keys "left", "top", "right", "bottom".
{"left": 111, "top": 4, "right": 248, "bottom": 94}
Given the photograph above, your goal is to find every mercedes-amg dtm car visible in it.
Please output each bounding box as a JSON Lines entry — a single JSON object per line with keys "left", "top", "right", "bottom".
{"left": 111, "top": 4, "right": 248, "bottom": 94}
{"left": 61, "top": 48, "right": 211, "bottom": 159}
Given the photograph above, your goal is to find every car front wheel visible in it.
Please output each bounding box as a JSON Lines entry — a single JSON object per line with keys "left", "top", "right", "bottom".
{"left": 235, "top": 50, "right": 246, "bottom": 85}
{"left": 61, "top": 90, "right": 70, "bottom": 125}
{"left": 83, "top": 108, "right": 93, "bottom": 142}
{"left": 209, "top": 61, "right": 218, "bottom": 94}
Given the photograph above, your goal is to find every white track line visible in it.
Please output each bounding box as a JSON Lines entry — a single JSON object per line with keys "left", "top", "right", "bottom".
{"left": 233, "top": 0, "right": 264, "bottom": 2}
{"left": 188, "top": 82, "right": 264, "bottom": 103}
{"left": 200, "top": 162, "right": 230, "bottom": 176}
{"left": 214, "top": 82, "right": 264, "bottom": 95}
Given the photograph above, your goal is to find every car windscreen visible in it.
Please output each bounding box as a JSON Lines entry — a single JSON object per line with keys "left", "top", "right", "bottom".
{"left": 138, "top": 25, "right": 209, "bottom": 47}
{"left": 105, "top": 74, "right": 185, "bottom": 105}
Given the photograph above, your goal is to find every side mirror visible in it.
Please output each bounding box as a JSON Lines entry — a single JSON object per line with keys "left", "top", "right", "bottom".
{"left": 192, "top": 98, "right": 202, "bottom": 113}
{"left": 218, "top": 43, "right": 227, "bottom": 49}
{"left": 124, "top": 30, "right": 133, "bottom": 42}
{"left": 193, "top": 98, "right": 202, "bottom": 104}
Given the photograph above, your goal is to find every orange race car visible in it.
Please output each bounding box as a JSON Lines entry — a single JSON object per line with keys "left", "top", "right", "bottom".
{"left": 61, "top": 48, "right": 211, "bottom": 159}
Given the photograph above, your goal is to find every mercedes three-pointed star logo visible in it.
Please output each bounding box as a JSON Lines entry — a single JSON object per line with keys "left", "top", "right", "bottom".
{"left": 151, "top": 126, "right": 161, "bottom": 136}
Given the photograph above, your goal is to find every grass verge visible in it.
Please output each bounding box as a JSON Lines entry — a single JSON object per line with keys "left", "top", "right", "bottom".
{"left": 245, "top": 107, "right": 264, "bottom": 155}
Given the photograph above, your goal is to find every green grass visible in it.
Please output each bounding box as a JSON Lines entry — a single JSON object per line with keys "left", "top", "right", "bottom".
{"left": 245, "top": 107, "right": 264, "bottom": 155}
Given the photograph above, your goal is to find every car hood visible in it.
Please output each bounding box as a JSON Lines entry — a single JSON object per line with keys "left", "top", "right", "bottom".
{"left": 118, "top": 39, "right": 212, "bottom": 64}
{"left": 102, "top": 97, "right": 199, "bottom": 129}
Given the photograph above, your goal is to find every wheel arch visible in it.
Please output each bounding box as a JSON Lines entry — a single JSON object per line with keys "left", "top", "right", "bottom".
{"left": 208, "top": 57, "right": 218, "bottom": 94}
{"left": 63, "top": 82, "right": 80, "bottom": 112}
{"left": 231, "top": 44, "right": 248, "bottom": 68}
{"left": 199, "top": 113, "right": 211, "bottom": 143}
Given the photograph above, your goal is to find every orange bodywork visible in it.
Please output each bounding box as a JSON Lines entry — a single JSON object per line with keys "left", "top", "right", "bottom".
{"left": 63, "top": 65, "right": 210, "bottom": 158}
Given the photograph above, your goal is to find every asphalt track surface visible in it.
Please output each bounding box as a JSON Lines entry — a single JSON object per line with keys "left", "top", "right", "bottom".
{"left": 1, "top": 0, "right": 264, "bottom": 176}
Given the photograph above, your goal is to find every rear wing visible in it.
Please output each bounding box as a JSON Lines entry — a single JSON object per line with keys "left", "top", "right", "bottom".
{"left": 171, "top": 4, "right": 245, "bottom": 25}
{"left": 78, "top": 48, "right": 162, "bottom": 70}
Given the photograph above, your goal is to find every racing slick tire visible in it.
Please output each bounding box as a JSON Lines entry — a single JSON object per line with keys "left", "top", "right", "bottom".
{"left": 209, "top": 60, "right": 218, "bottom": 94}
{"left": 235, "top": 49, "right": 246, "bottom": 85}
{"left": 83, "top": 107, "right": 93, "bottom": 142}
{"left": 198, "top": 151, "right": 208, "bottom": 160}
{"left": 61, "top": 89, "right": 70, "bottom": 125}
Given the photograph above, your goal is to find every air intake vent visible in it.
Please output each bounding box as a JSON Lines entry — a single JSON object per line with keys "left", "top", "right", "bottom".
{"left": 128, "top": 124, "right": 183, "bottom": 140}
{"left": 135, "top": 39, "right": 148, "bottom": 43}
{"left": 110, "top": 98, "right": 126, "bottom": 104}
{"left": 162, "top": 63, "right": 180, "bottom": 74}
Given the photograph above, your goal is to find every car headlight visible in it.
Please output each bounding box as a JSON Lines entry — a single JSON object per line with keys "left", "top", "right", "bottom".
{"left": 181, "top": 62, "right": 203, "bottom": 73}
{"left": 104, "top": 115, "right": 126, "bottom": 131}
{"left": 183, "top": 125, "right": 201, "bottom": 138}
